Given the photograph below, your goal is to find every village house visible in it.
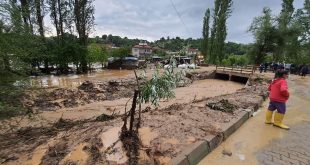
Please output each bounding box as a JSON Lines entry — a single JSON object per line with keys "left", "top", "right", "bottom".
{"left": 186, "top": 48, "right": 199, "bottom": 57}
{"left": 132, "top": 41, "right": 152, "bottom": 59}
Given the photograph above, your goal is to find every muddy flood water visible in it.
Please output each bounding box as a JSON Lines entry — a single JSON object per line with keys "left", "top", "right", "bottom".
{"left": 30, "top": 70, "right": 133, "bottom": 88}
{"left": 0, "top": 67, "right": 256, "bottom": 164}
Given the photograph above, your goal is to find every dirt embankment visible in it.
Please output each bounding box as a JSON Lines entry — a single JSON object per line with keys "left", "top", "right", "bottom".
{"left": 0, "top": 73, "right": 269, "bottom": 165}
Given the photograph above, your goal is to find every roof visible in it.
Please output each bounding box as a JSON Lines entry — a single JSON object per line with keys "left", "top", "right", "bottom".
{"left": 133, "top": 45, "right": 152, "bottom": 49}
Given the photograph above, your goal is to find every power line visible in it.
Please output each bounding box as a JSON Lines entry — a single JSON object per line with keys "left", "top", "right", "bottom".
{"left": 169, "top": 0, "right": 191, "bottom": 36}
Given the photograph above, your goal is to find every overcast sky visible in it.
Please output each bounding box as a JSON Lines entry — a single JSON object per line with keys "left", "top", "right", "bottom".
{"left": 86, "top": 0, "right": 303, "bottom": 43}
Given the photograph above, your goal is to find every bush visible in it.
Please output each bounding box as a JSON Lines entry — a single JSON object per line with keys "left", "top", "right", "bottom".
{"left": 221, "top": 54, "right": 248, "bottom": 66}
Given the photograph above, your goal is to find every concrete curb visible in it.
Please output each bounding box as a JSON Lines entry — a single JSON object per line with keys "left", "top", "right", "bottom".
{"left": 169, "top": 110, "right": 252, "bottom": 165}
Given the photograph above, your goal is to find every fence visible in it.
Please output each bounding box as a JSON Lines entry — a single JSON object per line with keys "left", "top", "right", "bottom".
{"left": 215, "top": 65, "right": 255, "bottom": 75}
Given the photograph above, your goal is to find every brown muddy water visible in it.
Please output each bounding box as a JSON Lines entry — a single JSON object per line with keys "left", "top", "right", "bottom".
{"left": 29, "top": 67, "right": 217, "bottom": 88}
{"left": 30, "top": 70, "right": 132, "bottom": 88}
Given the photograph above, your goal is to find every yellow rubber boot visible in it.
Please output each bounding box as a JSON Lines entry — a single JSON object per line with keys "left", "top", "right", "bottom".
{"left": 265, "top": 110, "right": 273, "bottom": 124}
{"left": 273, "top": 112, "right": 289, "bottom": 130}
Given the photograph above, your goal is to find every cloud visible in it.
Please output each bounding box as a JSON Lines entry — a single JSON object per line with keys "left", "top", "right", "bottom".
{"left": 45, "top": 0, "right": 305, "bottom": 43}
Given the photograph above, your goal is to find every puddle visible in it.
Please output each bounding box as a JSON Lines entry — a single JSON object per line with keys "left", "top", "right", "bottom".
{"left": 105, "top": 141, "right": 128, "bottom": 164}
{"left": 101, "top": 127, "right": 121, "bottom": 149}
{"left": 61, "top": 143, "right": 89, "bottom": 164}
{"left": 26, "top": 146, "right": 48, "bottom": 165}
{"left": 100, "top": 127, "right": 128, "bottom": 164}
{"left": 25, "top": 139, "right": 57, "bottom": 165}
{"left": 139, "top": 127, "right": 158, "bottom": 147}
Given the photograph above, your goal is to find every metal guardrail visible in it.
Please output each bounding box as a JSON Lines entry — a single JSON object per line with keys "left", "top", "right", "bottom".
{"left": 215, "top": 65, "right": 255, "bottom": 74}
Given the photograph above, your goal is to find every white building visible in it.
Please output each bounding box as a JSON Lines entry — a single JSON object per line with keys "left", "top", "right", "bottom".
{"left": 186, "top": 48, "right": 199, "bottom": 57}
{"left": 132, "top": 42, "right": 152, "bottom": 59}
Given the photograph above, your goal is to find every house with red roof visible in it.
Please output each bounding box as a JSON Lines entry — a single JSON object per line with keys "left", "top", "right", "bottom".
{"left": 132, "top": 41, "right": 152, "bottom": 59}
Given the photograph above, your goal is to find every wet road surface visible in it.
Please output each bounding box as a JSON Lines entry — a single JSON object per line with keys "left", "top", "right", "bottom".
{"left": 198, "top": 75, "right": 310, "bottom": 165}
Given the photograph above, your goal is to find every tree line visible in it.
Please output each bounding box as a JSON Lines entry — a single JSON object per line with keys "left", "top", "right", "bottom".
{"left": 202, "top": 0, "right": 233, "bottom": 64}
{"left": 0, "top": 0, "right": 95, "bottom": 76}
{"left": 0, "top": 0, "right": 95, "bottom": 118}
{"left": 248, "top": 0, "right": 310, "bottom": 65}
{"left": 201, "top": 0, "right": 310, "bottom": 65}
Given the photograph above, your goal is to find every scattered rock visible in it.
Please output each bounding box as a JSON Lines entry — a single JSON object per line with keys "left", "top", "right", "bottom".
{"left": 222, "top": 149, "right": 232, "bottom": 156}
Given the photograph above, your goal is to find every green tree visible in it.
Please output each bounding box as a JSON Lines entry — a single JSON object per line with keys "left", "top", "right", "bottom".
{"left": 292, "top": 0, "right": 310, "bottom": 64}
{"left": 202, "top": 8, "right": 210, "bottom": 62}
{"left": 275, "top": 0, "right": 295, "bottom": 61}
{"left": 209, "top": 0, "right": 233, "bottom": 64}
{"left": 87, "top": 43, "right": 109, "bottom": 69}
{"left": 0, "top": 1, "right": 35, "bottom": 119}
{"left": 74, "top": 0, "right": 95, "bottom": 73}
{"left": 249, "top": 7, "right": 277, "bottom": 65}
{"left": 110, "top": 47, "right": 131, "bottom": 58}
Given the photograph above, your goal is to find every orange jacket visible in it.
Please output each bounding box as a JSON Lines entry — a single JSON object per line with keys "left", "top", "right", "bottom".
{"left": 268, "top": 78, "right": 289, "bottom": 103}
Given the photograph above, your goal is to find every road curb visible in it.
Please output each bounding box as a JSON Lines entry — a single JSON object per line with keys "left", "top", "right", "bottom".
{"left": 169, "top": 110, "right": 250, "bottom": 165}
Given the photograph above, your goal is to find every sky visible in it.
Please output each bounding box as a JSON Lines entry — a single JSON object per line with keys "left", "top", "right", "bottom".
{"left": 48, "top": 0, "right": 305, "bottom": 44}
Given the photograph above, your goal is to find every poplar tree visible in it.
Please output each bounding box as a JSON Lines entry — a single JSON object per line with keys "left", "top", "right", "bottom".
{"left": 275, "top": 0, "right": 295, "bottom": 61}
{"left": 249, "top": 7, "right": 277, "bottom": 65}
{"left": 74, "top": 0, "right": 94, "bottom": 73}
{"left": 209, "top": 0, "right": 233, "bottom": 64}
{"left": 209, "top": 0, "right": 220, "bottom": 64}
{"left": 202, "top": 8, "right": 210, "bottom": 62}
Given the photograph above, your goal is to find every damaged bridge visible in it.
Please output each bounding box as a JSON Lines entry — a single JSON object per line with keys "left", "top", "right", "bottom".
{"left": 215, "top": 65, "right": 255, "bottom": 83}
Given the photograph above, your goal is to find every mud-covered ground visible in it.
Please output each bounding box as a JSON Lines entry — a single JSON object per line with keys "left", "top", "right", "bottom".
{"left": 0, "top": 69, "right": 269, "bottom": 165}
{"left": 24, "top": 79, "right": 139, "bottom": 111}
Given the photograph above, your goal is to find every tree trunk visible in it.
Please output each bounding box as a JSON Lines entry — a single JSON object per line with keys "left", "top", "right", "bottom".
{"left": 19, "top": 0, "right": 33, "bottom": 33}
{"left": 57, "top": 0, "right": 64, "bottom": 36}
{"left": 35, "top": 0, "right": 44, "bottom": 39}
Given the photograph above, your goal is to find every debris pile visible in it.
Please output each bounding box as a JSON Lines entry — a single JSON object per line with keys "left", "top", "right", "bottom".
{"left": 206, "top": 99, "right": 236, "bottom": 113}
{"left": 23, "top": 79, "right": 139, "bottom": 111}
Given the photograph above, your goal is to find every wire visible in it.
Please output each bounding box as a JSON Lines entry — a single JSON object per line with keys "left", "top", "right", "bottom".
{"left": 169, "top": 0, "right": 191, "bottom": 36}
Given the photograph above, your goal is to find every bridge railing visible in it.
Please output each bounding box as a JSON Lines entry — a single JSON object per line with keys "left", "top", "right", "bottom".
{"left": 215, "top": 65, "right": 255, "bottom": 74}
